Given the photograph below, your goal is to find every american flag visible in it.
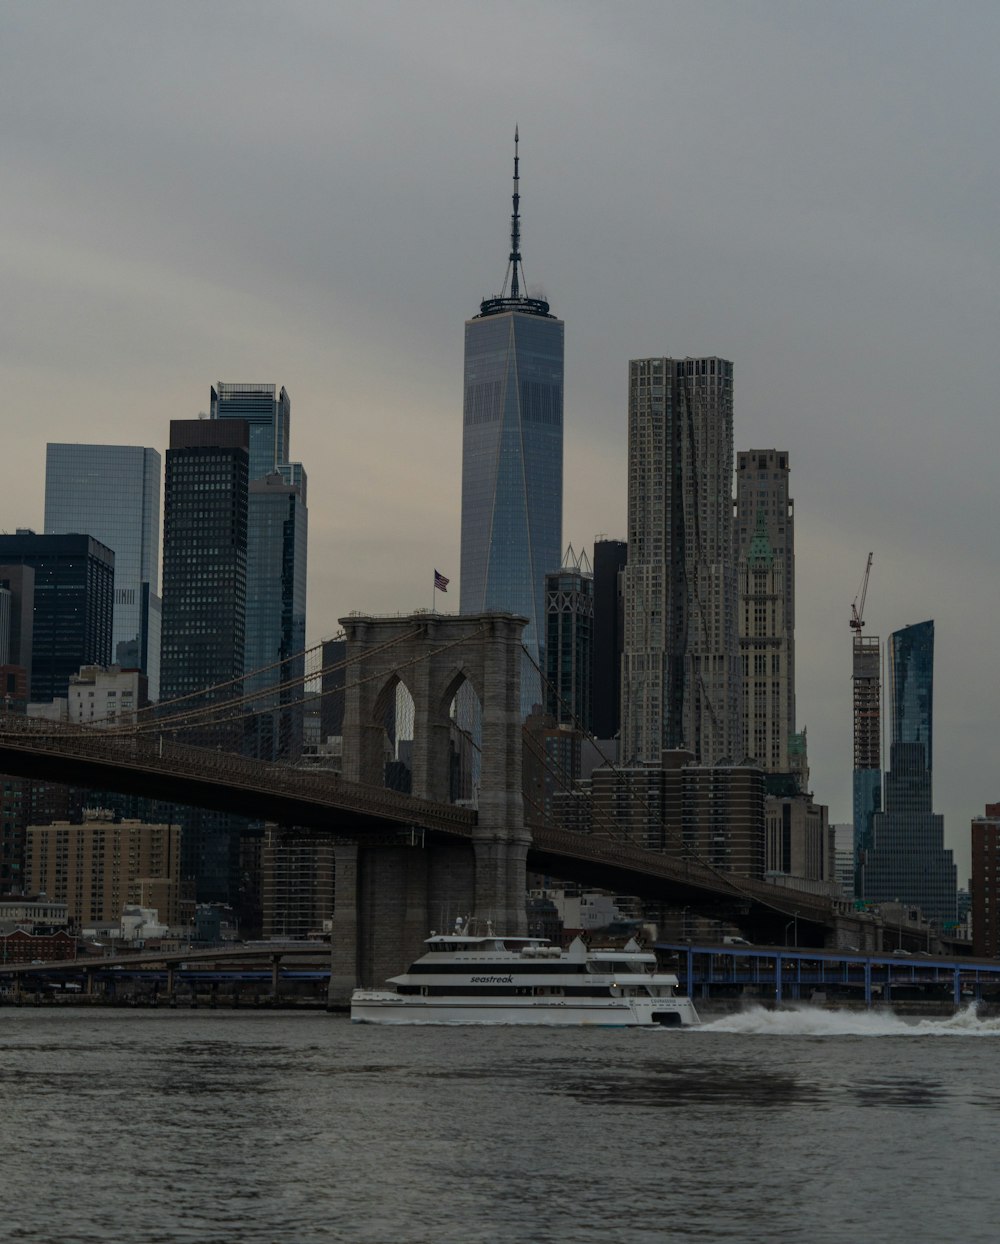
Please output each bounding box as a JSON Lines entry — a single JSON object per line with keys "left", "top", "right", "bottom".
{"left": 434, "top": 570, "right": 450, "bottom": 593}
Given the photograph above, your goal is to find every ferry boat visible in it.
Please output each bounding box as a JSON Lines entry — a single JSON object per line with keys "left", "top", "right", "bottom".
{"left": 350, "top": 927, "right": 700, "bottom": 1027}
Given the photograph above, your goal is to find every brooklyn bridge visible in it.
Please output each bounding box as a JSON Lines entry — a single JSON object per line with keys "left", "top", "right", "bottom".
{"left": 0, "top": 610, "right": 870, "bottom": 1000}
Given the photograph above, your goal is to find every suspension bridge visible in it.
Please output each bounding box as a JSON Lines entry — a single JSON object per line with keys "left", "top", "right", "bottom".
{"left": 0, "top": 610, "right": 862, "bottom": 999}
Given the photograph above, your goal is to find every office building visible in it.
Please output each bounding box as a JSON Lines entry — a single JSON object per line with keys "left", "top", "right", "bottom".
{"left": 591, "top": 538, "right": 627, "bottom": 741}
{"left": 852, "top": 632, "right": 882, "bottom": 900}
{"left": 26, "top": 809, "right": 181, "bottom": 927}
{"left": 544, "top": 545, "right": 593, "bottom": 731}
{"left": 621, "top": 357, "right": 739, "bottom": 766}
{"left": 212, "top": 384, "right": 308, "bottom": 761}
{"left": 0, "top": 565, "right": 33, "bottom": 683}
{"left": 971, "top": 805, "right": 1000, "bottom": 957}
{"left": 764, "top": 793, "right": 832, "bottom": 884}
{"left": 211, "top": 382, "right": 291, "bottom": 483}
{"left": 160, "top": 419, "right": 249, "bottom": 720}
{"left": 865, "top": 621, "right": 956, "bottom": 926}
{"left": 0, "top": 534, "right": 114, "bottom": 703}
{"left": 735, "top": 450, "right": 795, "bottom": 772}
{"left": 44, "top": 444, "right": 161, "bottom": 698}
{"left": 460, "top": 131, "right": 563, "bottom": 678}
{"left": 244, "top": 473, "right": 308, "bottom": 760}
{"left": 160, "top": 419, "right": 250, "bottom": 907}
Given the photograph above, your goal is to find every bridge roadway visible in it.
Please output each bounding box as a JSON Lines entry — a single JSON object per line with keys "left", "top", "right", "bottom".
{"left": 0, "top": 713, "right": 839, "bottom": 935}
{"left": 0, "top": 943, "right": 329, "bottom": 978}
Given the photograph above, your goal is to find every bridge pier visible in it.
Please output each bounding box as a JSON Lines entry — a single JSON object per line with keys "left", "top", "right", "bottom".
{"left": 328, "top": 612, "right": 530, "bottom": 1011}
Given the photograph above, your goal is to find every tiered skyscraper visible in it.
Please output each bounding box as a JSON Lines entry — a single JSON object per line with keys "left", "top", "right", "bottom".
{"left": 865, "top": 620, "right": 956, "bottom": 926}
{"left": 43, "top": 444, "right": 162, "bottom": 698}
{"left": 460, "top": 130, "right": 563, "bottom": 681}
{"left": 211, "top": 382, "right": 307, "bottom": 761}
{"left": 621, "top": 357, "right": 740, "bottom": 765}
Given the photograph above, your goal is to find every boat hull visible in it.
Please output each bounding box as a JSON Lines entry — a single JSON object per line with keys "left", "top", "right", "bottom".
{"left": 350, "top": 992, "right": 699, "bottom": 1027}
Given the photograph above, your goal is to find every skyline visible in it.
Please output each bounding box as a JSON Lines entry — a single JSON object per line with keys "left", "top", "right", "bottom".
{"left": 2, "top": 2, "right": 998, "bottom": 879}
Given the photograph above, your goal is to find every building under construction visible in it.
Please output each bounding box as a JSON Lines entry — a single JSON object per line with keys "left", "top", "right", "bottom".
{"left": 851, "top": 555, "right": 881, "bottom": 899}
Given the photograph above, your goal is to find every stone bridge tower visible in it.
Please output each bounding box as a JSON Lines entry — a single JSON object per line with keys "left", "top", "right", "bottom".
{"left": 329, "top": 611, "right": 530, "bottom": 1004}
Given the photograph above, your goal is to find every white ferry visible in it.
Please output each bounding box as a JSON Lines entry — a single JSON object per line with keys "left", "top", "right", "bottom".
{"left": 350, "top": 927, "right": 699, "bottom": 1027}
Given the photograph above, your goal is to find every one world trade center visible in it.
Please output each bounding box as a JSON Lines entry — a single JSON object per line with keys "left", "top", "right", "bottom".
{"left": 459, "top": 128, "right": 564, "bottom": 704}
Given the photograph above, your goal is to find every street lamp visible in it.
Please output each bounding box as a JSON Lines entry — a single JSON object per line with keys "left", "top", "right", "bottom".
{"left": 784, "top": 913, "right": 799, "bottom": 947}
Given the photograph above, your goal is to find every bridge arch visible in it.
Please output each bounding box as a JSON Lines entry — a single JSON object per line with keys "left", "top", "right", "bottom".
{"left": 371, "top": 672, "right": 416, "bottom": 794}
{"left": 340, "top": 611, "right": 526, "bottom": 831}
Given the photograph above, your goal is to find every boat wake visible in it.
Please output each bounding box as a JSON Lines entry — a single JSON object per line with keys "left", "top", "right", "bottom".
{"left": 697, "top": 1003, "right": 1000, "bottom": 1037}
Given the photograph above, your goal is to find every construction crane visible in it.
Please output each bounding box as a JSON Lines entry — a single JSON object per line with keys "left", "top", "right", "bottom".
{"left": 850, "top": 552, "right": 874, "bottom": 631}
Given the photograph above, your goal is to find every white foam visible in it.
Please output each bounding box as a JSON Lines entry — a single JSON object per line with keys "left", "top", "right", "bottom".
{"left": 696, "top": 1003, "right": 1000, "bottom": 1037}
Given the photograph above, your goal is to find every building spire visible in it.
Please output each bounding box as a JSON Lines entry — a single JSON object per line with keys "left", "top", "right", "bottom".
{"left": 477, "top": 126, "right": 551, "bottom": 319}
{"left": 509, "top": 125, "right": 521, "bottom": 300}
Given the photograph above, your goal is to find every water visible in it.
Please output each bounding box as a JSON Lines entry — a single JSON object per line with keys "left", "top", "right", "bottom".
{"left": 1, "top": 1006, "right": 998, "bottom": 1243}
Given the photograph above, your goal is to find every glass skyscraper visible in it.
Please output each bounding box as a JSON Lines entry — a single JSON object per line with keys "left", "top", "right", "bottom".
{"left": 866, "top": 620, "right": 956, "bottom": 926}
{"left": 44, "top": 444, "right": 161, "bottom": 698}
{"left": 460, "top": 132, "right": 563, "bottom": 677}
{"left": 889, "top": 618, "right": 934, "bottom": 774}
{"left": 0, "top": 533, "right": 114, "bottom": 702}
{"left": 245, "top": 475, "right": 308, "bottom": 760}
{"left": 160, "top": 420, "right": 248, "bottom": 721}
{"left": 211, "top": 383, "right": 291, "bottom": 482}
{"left": 211, "top": 381, "right": 308, "bottom": 761}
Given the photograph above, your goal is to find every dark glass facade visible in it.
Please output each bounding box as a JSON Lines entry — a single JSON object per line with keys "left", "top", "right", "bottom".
{"left": 159, "top": 420, "right": 248, "bottom": 727}
{"left": 44, "top": 444, "right": 161, "bottom": 697}
{"left": 591, "top": 539, "right": 627, "bottom": 740}
{"left": 0, "top": 534, "right": 114, "bottom": 702}
{"left": 889, "top": 619, "right": 933, "bottom": 773}
{"left": 0, "top": 565, "right": 34, "bottom": 677}
{"left": 544, "top": 563, "right": 593, "bottom": 732}
{"left": 460, "top": 308, "right": 563, "bottom": 665}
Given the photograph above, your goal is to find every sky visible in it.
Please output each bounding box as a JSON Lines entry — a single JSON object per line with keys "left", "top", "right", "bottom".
{"left": 2, "top": 1, "right": 997, "bottom": 879}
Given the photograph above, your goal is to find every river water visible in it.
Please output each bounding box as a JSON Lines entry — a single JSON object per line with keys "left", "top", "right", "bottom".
{"left": 2, "top": 1006, "right": 998, "bottom": 1243}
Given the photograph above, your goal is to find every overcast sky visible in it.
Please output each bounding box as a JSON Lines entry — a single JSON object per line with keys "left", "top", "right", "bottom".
{"left": 2, "top": 1, "right": 997, "bottom": 878}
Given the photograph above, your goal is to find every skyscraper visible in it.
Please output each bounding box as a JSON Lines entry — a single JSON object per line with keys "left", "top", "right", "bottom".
{"left": 0, "top": 533, "right": 114, "bottom": 703}
{"left": 591, "top": 538, "right": 627, "bottom": 741}
{"left": 159, "top": 420, "right": 249, "bottom": 723}
{"left": 866, "top": 620, "right": 956, "bottom": 926}
{"left": 735, "top": 449, "right": 795, "bottom": 772}
{"left": 212, "top": 382, "right": 308, "bottom": 760}
{"left": 44, "top": 444, "right": 161, "bottom": 697}
{"left": 245, "top": 473, "right": 308, "bottom": 760}
{"left": 460, "top": 130, "right": 563, "bottom": 672}
{"left": 211, "top": 383, "right": 291, "bottom": 482}
{"left": 544, "top": 545, "right": 593, "bottom": 731}
{"left": 159, "top": 419, "right": 250, "bottom": 907}
{"left": 621, "top": 357, "right": 740, "bottom": 765}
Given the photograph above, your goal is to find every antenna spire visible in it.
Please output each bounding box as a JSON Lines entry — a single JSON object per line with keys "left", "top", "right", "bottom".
{"left": 509, "top": 125, "right": 521, "bottom": 300}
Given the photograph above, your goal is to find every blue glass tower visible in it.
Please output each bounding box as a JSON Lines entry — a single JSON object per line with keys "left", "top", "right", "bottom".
{"left": 44, "top": 444, "right": 161, "bottom": 698}
{"left": 460, "top": 130, "right": 563, "bottom": 678}
{"left": 889, "top": 618, "right": 934, "bottom": 774}
{"left": 866, "top": 620, "right": 956, "bottom": 926}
